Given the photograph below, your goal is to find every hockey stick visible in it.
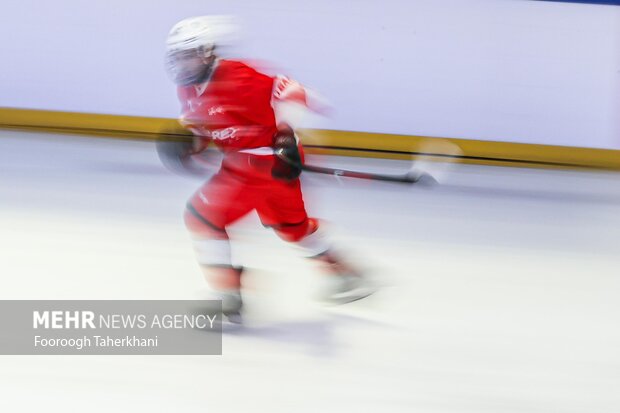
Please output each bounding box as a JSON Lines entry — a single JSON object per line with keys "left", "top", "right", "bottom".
{"left": 277, "top": 137, "right": 465, "bottom": 185}
{"left": 275, "top": 149, "right": 433, "bottom": 185}
{"left": 301, "top": 163, "right": 426, "bottom": 184}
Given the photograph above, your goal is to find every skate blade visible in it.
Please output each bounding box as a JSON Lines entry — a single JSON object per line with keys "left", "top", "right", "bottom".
{"left": 319, "top": 284, "right": 377, "bottom": 306}
{"left": 224, "top": 311, "right": 243, "bottom": 325}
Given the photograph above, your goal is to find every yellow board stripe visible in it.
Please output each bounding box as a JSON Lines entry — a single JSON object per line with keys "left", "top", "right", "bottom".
{"left": 1, "top": 107, "right": 619, "bottom": 170}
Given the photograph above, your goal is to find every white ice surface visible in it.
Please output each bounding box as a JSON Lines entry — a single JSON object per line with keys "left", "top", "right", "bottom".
{"left": 0, "top": 130, "right": 619, "bottom": 413}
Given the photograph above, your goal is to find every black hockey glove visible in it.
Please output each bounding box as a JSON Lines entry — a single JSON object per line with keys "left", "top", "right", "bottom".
{"left": 156, "top": 126, "right": 207, "bottom": 176}
{"left": 272, "top": 129, "right": 302, "bottom": 181}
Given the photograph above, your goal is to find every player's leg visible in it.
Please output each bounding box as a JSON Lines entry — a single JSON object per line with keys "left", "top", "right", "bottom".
{"left": 185, "top": 171, "right": 252, "bottom": 321}
{"left": 258, "top": 180, "right": 375, "bottom": 304}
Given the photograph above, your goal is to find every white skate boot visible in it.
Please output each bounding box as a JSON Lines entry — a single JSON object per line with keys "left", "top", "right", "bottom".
{"left": 313, "top": 251, "right": 377, "bottom": 305}
{"left": 193, "top": 266, "right": 245, "bottom": 325}
{"left": 217, "top": 289, "right": 243, "bottom": 324}
{"left": 191, "top": 288, "right": 243, "bottom": 328}
{"left": 319, "top": 273, "right": 376, "bottom": 304}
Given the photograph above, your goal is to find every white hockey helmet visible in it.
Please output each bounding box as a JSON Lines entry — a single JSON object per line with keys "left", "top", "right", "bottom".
{"left": 165, "top": 15, "right": 238, "bottom": 85}
{"left": 166, "top": 15, "right": 238, "bottom": 53}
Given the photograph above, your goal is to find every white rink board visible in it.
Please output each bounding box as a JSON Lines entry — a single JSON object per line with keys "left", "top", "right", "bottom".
{"left": 1, "top": 130, "right": 620, "bottom": 413}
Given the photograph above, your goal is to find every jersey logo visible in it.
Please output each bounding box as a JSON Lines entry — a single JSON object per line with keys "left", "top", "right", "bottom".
{"left": 211, "top": 127, "right": 238, "bottom": 141}
{"left": 208, "top": 106, "right": 225, "bottom": 116}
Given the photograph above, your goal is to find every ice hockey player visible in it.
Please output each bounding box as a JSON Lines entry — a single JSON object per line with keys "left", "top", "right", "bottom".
{"left": 163, "top": 16, "right": 374, "bottom": 322}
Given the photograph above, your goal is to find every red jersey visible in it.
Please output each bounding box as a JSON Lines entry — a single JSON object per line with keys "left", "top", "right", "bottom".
{"left": 177, "top": 59, "right": 309, "bottom": 179}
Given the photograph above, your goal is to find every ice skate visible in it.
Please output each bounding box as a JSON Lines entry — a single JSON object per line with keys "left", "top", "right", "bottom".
{"left": 313, "top": 251, "right": 377, "bottom": 305}
{"left": 191, "top": 289, "right": 244, "bottom": 330}
{"left": 218, "top": 289, "right": 243, "bottom": 324}
{"left": 319, "top": 273, "right": 376, "bottom": 305}
{"left": 191, "top": 265, "right": 245, "bottom": 326}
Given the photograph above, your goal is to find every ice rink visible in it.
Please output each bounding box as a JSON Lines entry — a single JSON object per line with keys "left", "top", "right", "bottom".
{"left": 1, "top": 130, "right": 619, "bottom": 412}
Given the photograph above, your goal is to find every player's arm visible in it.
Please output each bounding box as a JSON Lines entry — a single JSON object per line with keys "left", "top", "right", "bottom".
{"left": 271, "top": 75, "right": 329, "bottom": 131}
{"left": 270, "top": 76, "right": 327, "bottom": 181}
